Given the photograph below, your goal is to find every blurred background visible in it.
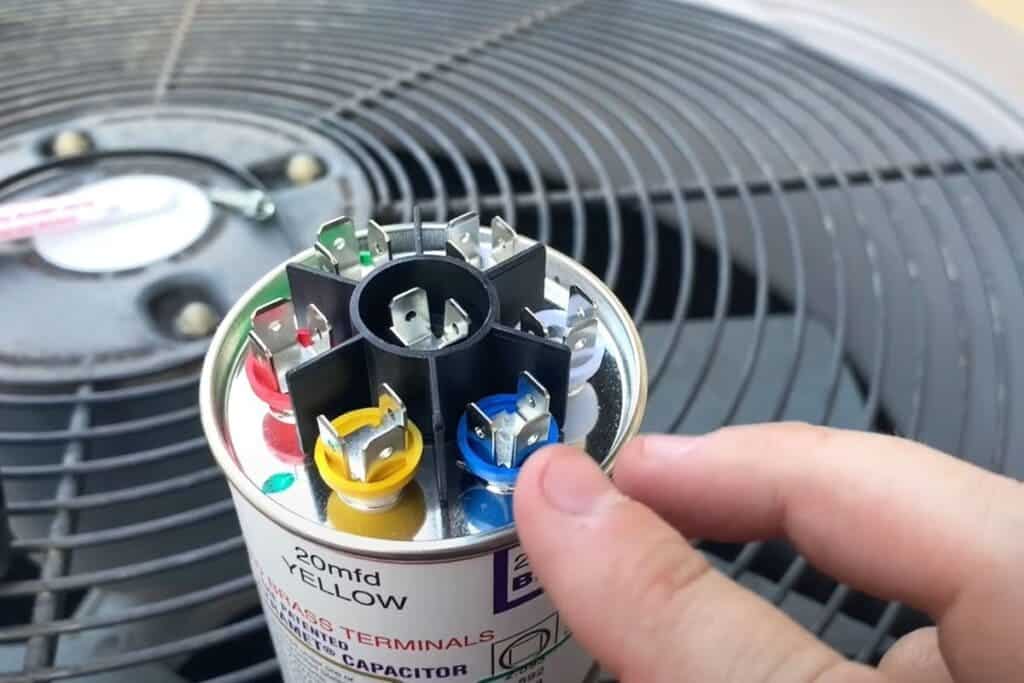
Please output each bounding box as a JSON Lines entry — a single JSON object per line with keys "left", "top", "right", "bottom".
{"left": 0, "top": 1, "right": 1021, "bottom": 681}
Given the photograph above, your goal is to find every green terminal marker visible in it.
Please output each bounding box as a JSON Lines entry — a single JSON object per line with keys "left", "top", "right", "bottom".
{"left": 261, "top": 472, "right": 295, "bottom": 494}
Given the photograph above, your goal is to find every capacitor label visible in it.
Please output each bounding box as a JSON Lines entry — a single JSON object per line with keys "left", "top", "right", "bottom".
{"left": 233, "top": 492, "right": 594, "bottom": 683}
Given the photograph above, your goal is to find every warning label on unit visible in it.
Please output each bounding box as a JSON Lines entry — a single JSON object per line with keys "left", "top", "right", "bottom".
{"left": 233, "top": 492, "right": 593, "bottom": 682}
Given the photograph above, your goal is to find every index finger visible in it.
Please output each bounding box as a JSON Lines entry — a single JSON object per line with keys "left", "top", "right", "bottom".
{"left": 614, "top": 424, "right": 1024, "bottom": 680}
{"left": 513, "top": 445, "right": 883, "bottom": 683}
{"left": 614, "top": 424, "right": 1022, "bottom": 615}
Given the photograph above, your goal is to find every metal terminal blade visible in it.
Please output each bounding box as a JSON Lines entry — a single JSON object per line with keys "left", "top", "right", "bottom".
{"left": 248, "top": 299, "right": 333, "bottom": 392}
{"left": 520, "top": 307, "right": 547, "bottom": 337}
{"left": 303, "top": 303, "right": 332, "bottom": 349}
{"left": 445, "top": 211, "right": 481, "bottom": 265}
{"left": 248, "top": 298, "right": 298, "bottom": 389}
{"left": 331, "top": 384, "right": 408, "bottom": 483}
{"left": 511, "top": 372, "right": 552, "bottom": 467}
{"left": 516, "top": 371, "right": 550, "bottom": 420}
{"left": 377, "top": 383, "right": 406, "bottom": 430}
{"left": 315, "top": 216, "right": 360, "bottom": 273}
{"left": 467, "top": 402, "right": 495, "bottom": 458}
{"left": 567, "top": 286, "right": 597, "bottom": 327}
{"left": 565, "top": 285, "right": 599, "bottom": 353}
{"left": 566, "top": 318, "right": 599, "bottom": 354}
{"left": 250, "top": 299, "right": 297, "bottom": 355}
{"left": 353, "top": 426, "right": 405, "bottom": 480}
{"left": 442, "top": 299, "right": 470, "bottom": 346}
{"left": 514, "top": 414, "right": 552, "bottom": 463}
{"left": 318, "top": 414, "right": 344, "bottom": 453}
{"left": 366, "top": 219, "right": 391, "bottom": 262}
{"left": 489, "top": 216, "right": 517, "bottom": 264}
{"left": 467, "top": 372, "right": 553, "bottom": 470}
{"left": 389, "top": 287, "right": 471, "bottom": 350}
{"left": 389, "top": 287, "right": 433, "bottom": 347}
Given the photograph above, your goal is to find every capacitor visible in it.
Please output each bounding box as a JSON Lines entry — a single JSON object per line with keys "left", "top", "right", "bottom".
{"left": 200, "top": 210, "right": 647, "bottom": 683}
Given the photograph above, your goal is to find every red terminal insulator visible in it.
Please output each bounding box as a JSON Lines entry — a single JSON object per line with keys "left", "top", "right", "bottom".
{"left": 244, "top": 352, "right": 293, "bottom": 414}
{"left": 296, "top": 327, "right": 314, "bottom": 348}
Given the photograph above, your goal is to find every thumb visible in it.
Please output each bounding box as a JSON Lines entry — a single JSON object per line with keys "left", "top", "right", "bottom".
{"left": 514, "top": 445, "right": 883, "bottom": 683}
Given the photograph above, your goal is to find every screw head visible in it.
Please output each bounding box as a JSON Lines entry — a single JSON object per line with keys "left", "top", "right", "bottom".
{"left": 173, "top": 301, "right": 221, "bottom": 339}
{"left": 285, "top": 153, "right": 323, "bottom": 186}
{"left": 254, "top": 196, "right": 276, "bottom": 221}
{"left": 52, "top": 130, "right": 91, "bottom": 158}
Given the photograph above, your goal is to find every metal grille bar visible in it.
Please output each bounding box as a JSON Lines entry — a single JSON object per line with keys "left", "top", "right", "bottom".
{"left": 0, "top": 1, "right": 1022, "bottom": 680}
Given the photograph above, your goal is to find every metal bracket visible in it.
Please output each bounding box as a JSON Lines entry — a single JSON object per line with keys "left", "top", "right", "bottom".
{"left": 317, "top": 384, "right": 407, "bottom": 483}
{"left": 467, "top": 372, "right": 552, "bottom": 468}
{"left": 389, "top": 287, "right": 470, "bottom": 350}
{"left": 315, "top": 215, "right": 360, "bottom": 273}
{"left": 208, "top": 188, "right": 276, "bottom": 221}
{"left": 248, "top": 298, "right": 331, "bottom": 390}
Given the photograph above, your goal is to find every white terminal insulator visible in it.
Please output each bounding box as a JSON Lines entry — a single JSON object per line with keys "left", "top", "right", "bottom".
{"left": 522, "top": 285, "right": 604, "bottom": 392}
{"left": 562, "top": 382, "right": 600, "bottom": 449}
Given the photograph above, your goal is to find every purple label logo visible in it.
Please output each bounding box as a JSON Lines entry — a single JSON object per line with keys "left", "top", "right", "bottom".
{"left": 494, "top": 545, "right": 544, "bottom": 614}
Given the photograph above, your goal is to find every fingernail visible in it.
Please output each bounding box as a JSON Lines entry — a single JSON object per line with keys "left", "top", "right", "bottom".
{"left": 639, "top": 434, "right": 704, "bottom": 459}
{"left": 540, "top": 448, "right": 619, "bottom": 515}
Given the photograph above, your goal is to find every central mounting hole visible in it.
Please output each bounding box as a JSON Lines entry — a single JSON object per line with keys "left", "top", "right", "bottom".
{"left": 355, "top": 256, "right": 495, "bottom": 351}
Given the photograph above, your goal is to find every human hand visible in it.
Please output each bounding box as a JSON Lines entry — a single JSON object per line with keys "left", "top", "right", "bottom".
{"left": 514, "top": 423, "right": 1024, "bottom": 682}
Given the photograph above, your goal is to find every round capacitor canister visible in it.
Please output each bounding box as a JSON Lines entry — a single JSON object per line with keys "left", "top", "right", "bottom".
{"left": 201, "top": 215, "right": 646, "bottom": 683}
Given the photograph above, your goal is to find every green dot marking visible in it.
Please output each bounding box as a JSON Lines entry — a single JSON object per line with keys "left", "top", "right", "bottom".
{"left": 359, "top": 250, "right": 373, "bottom": 266}
{"left": 262, "top": 472, "right": 295, "bottom": 494}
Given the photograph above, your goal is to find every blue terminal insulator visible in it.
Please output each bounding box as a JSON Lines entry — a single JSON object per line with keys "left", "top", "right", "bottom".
{"left": 457, "top": 372, "right": 560, "bottom": 490}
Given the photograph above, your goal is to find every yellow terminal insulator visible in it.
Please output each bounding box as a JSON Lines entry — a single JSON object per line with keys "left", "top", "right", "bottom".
{"left": 314, "top": 385, "right": 423, "bottom": 511}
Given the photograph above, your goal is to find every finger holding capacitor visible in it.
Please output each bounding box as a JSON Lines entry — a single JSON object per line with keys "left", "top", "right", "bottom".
{"left": 515, "top": 424, "right": 1024, "bottom": 682}
{"left": 514, "top": 442, "right": 880, "bottom": 683}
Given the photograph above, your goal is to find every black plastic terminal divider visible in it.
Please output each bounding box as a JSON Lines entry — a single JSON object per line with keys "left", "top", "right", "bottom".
{"left": 285, "top": 263, "right": 359, "bottom": 345}
{"left": 286, "top": 247, "right": 571, "bottom": 456}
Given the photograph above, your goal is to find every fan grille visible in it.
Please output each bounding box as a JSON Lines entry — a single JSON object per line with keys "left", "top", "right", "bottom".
{"left": 2, "top": 1, "right": 1024, "bottom": 680}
